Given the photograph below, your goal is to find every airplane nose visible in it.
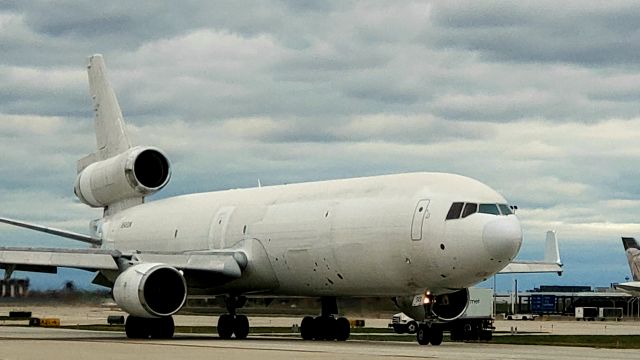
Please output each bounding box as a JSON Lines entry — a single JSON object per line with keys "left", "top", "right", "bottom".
{"left": 482, "top": 217, "right": 522, "bottom": 261}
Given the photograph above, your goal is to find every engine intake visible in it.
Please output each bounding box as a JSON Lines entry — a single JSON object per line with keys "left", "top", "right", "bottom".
{"left": 393, "top": 288, "right": 470, "bottom": 322}
{"left": 112, "top": 263, "right": 187, "bottom": 318}
{"left": 431, "top": 288, "right": 469, "bottom": 322}
{"left": 74, "top": 146, "right": 171, "bottom": 207}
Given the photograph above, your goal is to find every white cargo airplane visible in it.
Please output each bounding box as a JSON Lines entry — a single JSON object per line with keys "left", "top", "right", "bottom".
{"left": 0, "top": 55, "right": 562, "bottom": 345}
{"left": 614, "top": 237, "right": 640, "bottom": 295}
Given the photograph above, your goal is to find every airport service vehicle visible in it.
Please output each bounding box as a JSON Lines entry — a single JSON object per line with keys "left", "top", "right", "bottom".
{"left": 391, "top": 288, "right": 494, "bottom": 341}
{"left": 575, "top": 307, "right": 598, "bottom": 321}
{"left": 504, "top": 313, "right": 538, "bottom": 321}
{"left": 0, "top": 55, "right": 562, "bottom": 345}
{"left": 575, "top": 307, "right": 623, "bottom": 321}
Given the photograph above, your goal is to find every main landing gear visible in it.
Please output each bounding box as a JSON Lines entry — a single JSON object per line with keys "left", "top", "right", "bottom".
{"left": 416, "top": 323, "right": 443, "bottom": 346}
{"left": 125, "top": 315, "right": 175, "bottom": 339}
{"left": 300, "top": 297, "right": 350, "bottom": 341}
{"left": 217, "top": 295, "right": 249, "bottom": 340}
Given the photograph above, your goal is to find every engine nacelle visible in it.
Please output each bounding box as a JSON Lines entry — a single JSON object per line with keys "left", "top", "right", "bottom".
{"left": 394, "top": 289, "right": 470, "bottom": 322}
{"left": 74, "top": 146, "right": 171, "bottom": 207}
{"left": 112, "top": 263, "right": 187, "bottom": 318}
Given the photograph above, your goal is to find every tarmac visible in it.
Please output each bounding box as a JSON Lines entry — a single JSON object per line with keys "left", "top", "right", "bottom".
{"left": 0, "top": 326, "right": 638, "bottom": 360}
{"left": 1, "top": 305, "right": 640, "bottom": 359}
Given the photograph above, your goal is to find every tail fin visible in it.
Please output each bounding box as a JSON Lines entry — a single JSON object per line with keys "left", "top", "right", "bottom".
{"left": 78, "top": 54, "right": 131, "bottom": 172}
{"left": 543, "top": 230, "right": 562, "bottom": 265}
{"left": 621, "top": 237, "right": 640, "bottom": 281}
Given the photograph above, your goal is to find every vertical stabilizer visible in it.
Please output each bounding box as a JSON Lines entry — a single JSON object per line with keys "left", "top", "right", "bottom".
{"left": 79, "top": 54, "right": 131, "bottom": 171}
{"left": 543, "top": 231, "right": 562, "bottom": 264}
{"left": 621, "top": 237, "right": 640, "bottom": 281}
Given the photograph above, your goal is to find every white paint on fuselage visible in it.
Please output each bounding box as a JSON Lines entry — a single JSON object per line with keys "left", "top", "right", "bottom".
{"left": 102, "top": 172, "right": 522, "bottom": 297}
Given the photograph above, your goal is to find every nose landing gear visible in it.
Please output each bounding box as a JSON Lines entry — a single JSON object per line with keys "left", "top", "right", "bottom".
{"left": 416, "top": 323, "right": 443, "bottom": 346}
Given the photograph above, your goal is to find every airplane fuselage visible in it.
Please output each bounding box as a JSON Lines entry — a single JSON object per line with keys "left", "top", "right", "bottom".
{"left": 101, "top": 172, "right": 522, "bottom": 297}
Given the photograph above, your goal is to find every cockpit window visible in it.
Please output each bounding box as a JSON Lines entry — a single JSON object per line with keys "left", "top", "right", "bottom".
{"left": 498, "top": 204, "right": 513, "bottom": 215}
{"left": 446, "top": 202, "right": 464, "bottom": 220}
{"left": 461, "top": 203, "right": 478, "bottom": 218}
{"left": 479, "top": 203, "right": 501, "bottom": 215}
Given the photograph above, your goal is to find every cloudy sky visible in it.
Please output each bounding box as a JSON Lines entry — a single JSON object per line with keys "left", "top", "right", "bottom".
{"left": 1, "top": 1, "right": 640, "bottom": 291}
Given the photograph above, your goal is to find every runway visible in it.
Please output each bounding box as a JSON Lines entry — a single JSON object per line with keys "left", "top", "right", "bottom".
{"left": 0, "top": 326, "right": 636, "bottom": 360}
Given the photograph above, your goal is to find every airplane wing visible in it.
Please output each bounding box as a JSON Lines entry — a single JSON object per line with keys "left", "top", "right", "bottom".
{"left": 0, "top": 247, "right": 246, "bottom": 279}
{"left": 499, "top": 230, "right": 563, "bottom": 275}
{"left": 0, "top": 247, "right": 120, "bottom": 274}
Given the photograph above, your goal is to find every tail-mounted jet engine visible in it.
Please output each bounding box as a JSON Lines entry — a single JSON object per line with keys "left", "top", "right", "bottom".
{"left": 74, "top": 146, "right": 171, "bottom": 207}
{"left": 394, "top": 289, "right": 470, "bottom": 322}
{"left": 112, "top": 263, "right": 187, "bottom": 318}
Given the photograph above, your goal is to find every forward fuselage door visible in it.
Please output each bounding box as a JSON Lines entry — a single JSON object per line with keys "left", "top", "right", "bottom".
{"left": 411, "top": 199, "right": 430, "bottom": 241}
{"left": 208, "top": 206, "right": 235, "bottom": 250}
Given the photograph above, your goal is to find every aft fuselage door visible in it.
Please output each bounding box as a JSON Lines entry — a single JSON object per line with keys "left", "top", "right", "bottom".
{"left": 411, "top": 199, "right": 430, "bottom": 241}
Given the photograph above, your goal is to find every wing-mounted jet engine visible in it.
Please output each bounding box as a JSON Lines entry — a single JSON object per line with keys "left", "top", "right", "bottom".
{"left": 74, "top": 146, "right": 171, "bottom": 207}
{"left": 112, "top": 263, "right": 186, "bottom": 318}
{"left": 394, "top": 289, "right": 470, "bottom": 323}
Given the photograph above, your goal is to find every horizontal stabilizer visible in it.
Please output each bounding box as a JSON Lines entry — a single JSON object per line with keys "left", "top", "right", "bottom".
{"left": 0, "top": 217, "right": 101, "bottom": 246}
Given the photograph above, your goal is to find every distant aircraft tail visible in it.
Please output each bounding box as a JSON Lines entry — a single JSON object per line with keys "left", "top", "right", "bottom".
{"left": 621, "top": 237, "right": 640, "bottom": 281}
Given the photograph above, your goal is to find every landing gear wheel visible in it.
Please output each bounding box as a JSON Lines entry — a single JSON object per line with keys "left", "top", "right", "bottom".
{"left": 335, "top": 317, "right": 350, "bottom": 341}
{"left": 430, "top": 327, "right": 443, "bottom": 346}
{"left": 125, "top": 316, "right": 147, "bottom": 339}
{"left": 301, "top": 316, "right": 315, "bottom": 340}
{"left": 234, "top": 315, "right": 249, "bottom": 339}
{"left": 416, "top": 325, "right": 430, "bottom": 345}
{"left": 217, "top": 314, "right": 234, "bottom": 339}
{"left": 150, "top": 316, "right": 175, "bottom": 339}
{"left": 314, "top": 316, "right": 336, "bottom": 340}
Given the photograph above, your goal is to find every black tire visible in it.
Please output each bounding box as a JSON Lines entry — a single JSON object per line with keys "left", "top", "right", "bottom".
{"left": 301, "top": 316, "right": 315, "bottom": 340}
{"left": 416, "top": 325, "right": 430, "bottom": 345}
{"left": 217, "top": 314, "right": 234, "bottom": 339}
{"left": 315, "top": 316, "right": 336, "bottom": 340}
{"left": 150, "top": 316, "right": 175, "bottom": 339}
{"left": 234, "top": 315, "right": 249, "bottom": 339}
{"left": 125, "top": 316, "right": 148, "bottom": 339}
{"left": 335, "top": 317, "right": 350, "bottom": 341}
{"left": 430, "top": 328, "right": 443, "bottom": 346}
{"left": 407, "top": 321, "right": 418, "bottom": 334}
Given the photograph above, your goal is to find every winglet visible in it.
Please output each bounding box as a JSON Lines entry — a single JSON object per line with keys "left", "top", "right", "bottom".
{"left": 544, "top": 230, "right": 562, "bottom": 265}
{"left": 79, "top": 54, "right": 131, "bottom": 172}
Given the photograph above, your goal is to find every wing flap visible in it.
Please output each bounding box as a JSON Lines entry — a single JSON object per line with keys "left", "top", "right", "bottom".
{"left": 498, "top": 262, "right": 562, "bottom": 274}
{"left": 132, "top": 253, "right": 243, "bottom": 278}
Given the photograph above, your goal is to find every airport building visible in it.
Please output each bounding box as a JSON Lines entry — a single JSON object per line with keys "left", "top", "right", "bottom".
{"left": 0, "top": 278, "right": 29, "bottom": 298}
{"left": 497, "top": 284, "right": 640, "bottom": 319}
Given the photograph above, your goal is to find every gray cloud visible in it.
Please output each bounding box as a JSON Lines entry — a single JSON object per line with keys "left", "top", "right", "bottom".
{"left": 1, "top": 1, "right": 640, "bottom": 289}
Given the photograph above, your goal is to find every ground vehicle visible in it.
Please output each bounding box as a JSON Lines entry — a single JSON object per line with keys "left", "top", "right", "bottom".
{"left": 504, "top": 313, "right": 539, "bottom": 320}
{"left": 390, "top": 288, "right": 494, "bottom": 340}
{"left": 575, "top": 307, "right": 598, "bottom": 321}
{"left": 598, "top": 307, "right": 623, "bottom": 321}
